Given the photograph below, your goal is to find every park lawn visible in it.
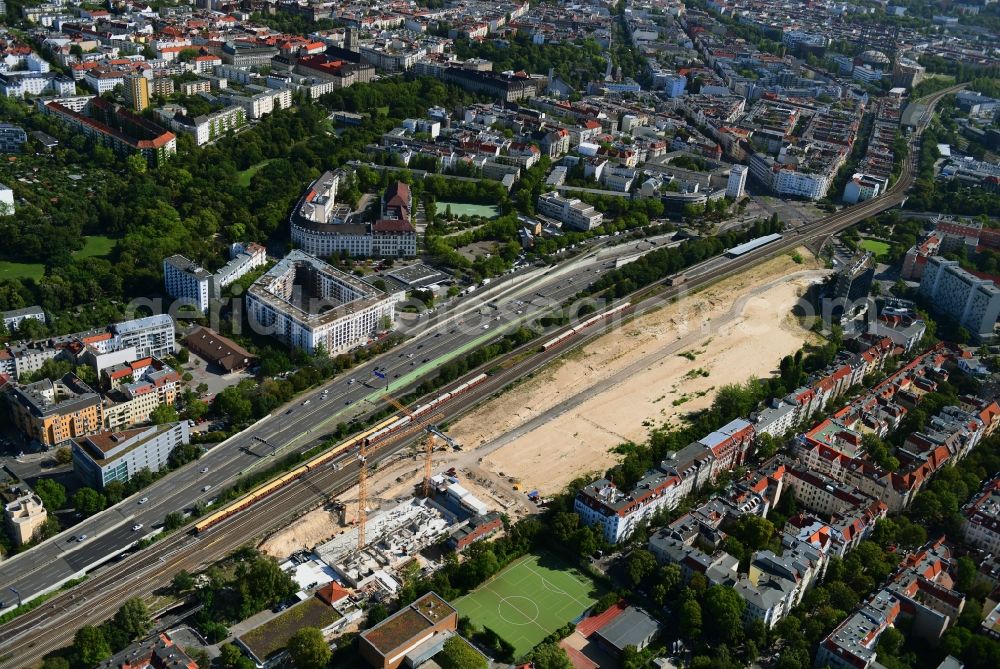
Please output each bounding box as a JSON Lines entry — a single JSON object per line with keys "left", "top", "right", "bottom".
{"left": 237, "top": 160, "right": 274, "bottom": 188}
{"left": 439, "top": 201, "right": 500, "bottom": 219}
{"left": 0, "top": 261, "right": 44, "bottom": 281}
{"left": 453, "top": 553, "right": 602, "bottom": 658}
{"left": 860, "top": 239, "right": 891, "bottom": 259}
{"left": 75, "top": 235, "right": 116, "bottom": 259}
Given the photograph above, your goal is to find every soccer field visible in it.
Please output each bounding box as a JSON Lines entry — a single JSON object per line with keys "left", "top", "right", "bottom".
{"left": 454, "top": 553, "right": 601, "bottom": 657}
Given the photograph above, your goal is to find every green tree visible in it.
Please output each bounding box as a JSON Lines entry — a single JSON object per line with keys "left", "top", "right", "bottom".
{"left": 219, "top": 643, "right": 255, "bottom": 669}
{"left": 437, "top": 636, "right": 487, "bottom": 669}
{"left": 73, "top": 625, "right": 112, "bottom": 667}
{"left": 114, "top": 597, "right": 151, "bottom": 642}
{"left": 41, "top": 658, "right": 70, "bottom": 669}
{"left": 150, "top": 403, "right": 180, "bottom": 425}
{"left": 173, "top": 570, "right": 195, "bottom": 592}
{"left": 54, "top": 447, "right": 73, "bottom": 465}
{"left": 526, "top": 641, "right": 574, "bottom": 669}
{"left": 626, "top": 549, "right": 657, "bottom": 586}
{"left": 34, "top": 478, "right": 67, "bottom": 511}
{"left": 286, "top": 627, "right": 330, "bottom": 669}
{"left": 365, "top": 602, "right": 389, "bottom": 628}
{"left": 165, "top": 511, "right": 187, "bottom": 531}
{"left": 73, "top": 488, "right": 107, "bottom": 516}
{"left": 704, "top": 585, "right": 746, "bottom": 643}
{"left": 680, "top": 598, "right": 702, "bottom": 640}
{"left": 729, "top": 514, "right": 776, "bottom": 552}
{"left": 235, "top": 553, "right": 297, "bottom": 618}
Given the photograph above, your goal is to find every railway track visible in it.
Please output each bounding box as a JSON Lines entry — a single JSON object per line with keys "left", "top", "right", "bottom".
{"left": 0, "top": 84, "right": 959, "bottom": 669}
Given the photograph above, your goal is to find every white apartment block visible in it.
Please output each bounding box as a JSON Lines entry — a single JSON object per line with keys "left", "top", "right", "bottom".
{"left": 174, "top": 105, "right": 246, "bottom": 146}
{"left": 919, "top": 256, "right": 1000, "bottom": 340}
{"left": 72, "top": 421, "right": 190, "bottom": 489}
{"left": 163, "top": 254, "right": 212, "bottom": 314}
{"left": 0, "top": 72, "right": 75, "bottom": 97}
{"left": 84, "top": 70, "right": 125, "bottom": 94}
{"left": 962, "top": 476, "right": 1000, "bottom": 554}
{"left": 164, "top": 245, "right": 267, "bottom": 314}
{"left": 112, "top": 314, "right": 175, "bottom": 360}
{"left": 773, "top": 169, "right": 829, "bottom": 200}
{"left": 727, "top": 164, "right": 748, "bottom": 199}
{"left": 1, "top": 306, "right": 45, "bottom": 331}
{"left": 215, "top": 242, "right": 267, "bottom": 288}
{"left": 536, "top": 192, "right": 603, "bottom": 231}
{"left": 222, "top": 87, "right": 292, "bottom": 120}
{"left": 246, "top": 251, "right": 395, "bottom": 356}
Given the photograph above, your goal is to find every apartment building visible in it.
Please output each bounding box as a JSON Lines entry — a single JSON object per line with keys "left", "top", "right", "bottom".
{"left": 727, "top": 165, "right": 748, "bottom": 199}
{"left": 163, "top": 254, "right": 212, "bottom": 313}
{"left": 163, "top": 105, "right": 246, "bottom": 146}
{"left": 962, "top": 476, "right": 1000, "bottom": 554}
{"left": 72, "top": 421, "right": 191, "bottom": 489}
{"left": 40, "top": 97, "right": 176, "bottom": 167}
{"left": 9, "top": 374, "right": 103, "bottom": 448}
{"left": 246, "top": 250, "right": 395, "bottom": 356}
{"left": 221, "top": 87, "right": 292, "bottom": 120}
{"left": 576, "top": 419, "right": 754, "bottom": 544}
{"left": 291, "top": 173, "right": 416, "bottom": 258}
{"left": 1, "top": 306, "right": 45, "bottom": 331}
{"left": 0, "top": 71, "right": 75, "bottom": 98}
{"left": 919, "top": 256, "right": 1000, "bottom": 340}
{"left": 124, "top": 74, "right": 148, "bottom": 112}
{"left": 536, "top": 192, "right": 603, "bottom": 231}
{"left": 0, "top": 123, "right": 28, "bottom": 152}
{"left": 95, "top": 633, "right": 197, "bottom": 669}
{"left": 163, "top": 244, "right": 266, "bottom": 314}
{"left": 818, "top": 539, "right": 966, "bottom": 669}
{"left": 4, "top": 492, "right": 47, "bottom": 546}
{"left": 102, "top": 363, "right": 181, "bottom": 430}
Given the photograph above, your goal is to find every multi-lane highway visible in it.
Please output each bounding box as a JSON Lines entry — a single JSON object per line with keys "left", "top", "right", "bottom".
{"left": 0, "top": 84, "right": 958, "bottom": 668}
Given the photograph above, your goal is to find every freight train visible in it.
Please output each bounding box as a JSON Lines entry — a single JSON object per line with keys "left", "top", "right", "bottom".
{"left": 540, "top": 302, "right": 632, "bottom": 351}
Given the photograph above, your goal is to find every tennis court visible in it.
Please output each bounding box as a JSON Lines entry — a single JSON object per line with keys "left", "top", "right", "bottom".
{"left": 454, "top": 553, "right": 601, "bottom": 657}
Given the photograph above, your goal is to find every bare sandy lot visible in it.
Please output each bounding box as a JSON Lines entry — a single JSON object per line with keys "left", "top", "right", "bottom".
{"left": 259, "top": 250, "right": 827, "bottom": 556}
{"left": 447, "top": 250, "right": 828, "bottom": 495}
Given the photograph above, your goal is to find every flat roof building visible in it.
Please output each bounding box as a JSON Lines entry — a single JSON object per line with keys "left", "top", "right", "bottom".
{"left": 359, "top": 592, "right": 457, "bottom": 669}
{"left": 4, "top": 492, "right": 47, "bottom": 546}
{"left": 246, "top": 250, "right": 394, "bottom": 356}
{"left": 72, "top": 421, "right": 190, "bottom": 489}
{"left": 9, "top": 374, "right": 103, "bottom": 448}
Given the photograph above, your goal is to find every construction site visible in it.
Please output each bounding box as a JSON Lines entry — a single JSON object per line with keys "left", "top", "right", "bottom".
{"left": 257, "top": 249, "right": 823, "bottom": 606}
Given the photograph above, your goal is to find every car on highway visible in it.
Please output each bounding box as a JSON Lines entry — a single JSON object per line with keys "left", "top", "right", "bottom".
{"left": 76, "top": 534, "right": 87, "bottom": 542}
{"left": 138, "top": 497, "right": 148, "bottom": 504}
{"left": 200, "top": 467, "right": 209, "bottom": 473}
{"left": 302, "top": 399, "right": 311, "bottom": 406}
{"left": 202, "top": 485, "right": 212, "bottom": 492}
{"left": 132, "top": 523, "right": 143, "bottom": 531}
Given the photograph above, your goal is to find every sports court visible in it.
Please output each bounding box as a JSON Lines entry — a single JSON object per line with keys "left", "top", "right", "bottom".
{"left": 454, "top": 553, "right": 601, "bottom": 657}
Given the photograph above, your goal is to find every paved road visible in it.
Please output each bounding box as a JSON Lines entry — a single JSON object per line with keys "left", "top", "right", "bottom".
{"left": 0, "top": 83, "right": 959, "bottom": 668}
